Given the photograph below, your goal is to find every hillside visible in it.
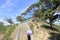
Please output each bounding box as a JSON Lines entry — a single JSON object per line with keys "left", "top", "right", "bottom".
{"left": 9, "top": 20, "right": 60, "bottom": 40}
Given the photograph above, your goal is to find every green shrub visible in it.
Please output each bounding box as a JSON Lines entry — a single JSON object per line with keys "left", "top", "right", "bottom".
{"left": 30, "top": 24, "right": 34, "bottom": 33}
{"left": 5, "top": 24, "right": 18, "bottom": 39}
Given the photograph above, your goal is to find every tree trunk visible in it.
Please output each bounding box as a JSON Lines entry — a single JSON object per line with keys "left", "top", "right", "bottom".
{"left": 49, "top": 19, "right": 53, "bottom": 28}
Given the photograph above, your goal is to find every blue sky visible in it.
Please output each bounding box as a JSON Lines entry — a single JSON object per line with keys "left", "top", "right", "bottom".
{"left": 0, "top": 0, "right": 38, "bottom": 24}
{"left": 0, "top": 0, "right": 60, "bottom": 25}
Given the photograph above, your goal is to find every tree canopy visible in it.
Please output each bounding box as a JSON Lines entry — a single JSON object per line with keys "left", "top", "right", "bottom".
{"left": 16, "top": 16, "right": 26, "bottom": 22}
{"left": 6, "top": 18, "right": 13, "bottom": 25}
{"left": 21, "top": 0, "right": 60, "bottom": 27}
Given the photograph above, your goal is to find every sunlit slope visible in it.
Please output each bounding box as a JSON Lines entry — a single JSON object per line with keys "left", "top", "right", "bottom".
{"left": 10, "top": 21, "right": 59, "bottom": 40}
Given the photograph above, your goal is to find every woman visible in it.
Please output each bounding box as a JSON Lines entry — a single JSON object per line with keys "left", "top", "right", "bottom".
{"left": 27, "top": 30, "right": 32, "bottom": 40}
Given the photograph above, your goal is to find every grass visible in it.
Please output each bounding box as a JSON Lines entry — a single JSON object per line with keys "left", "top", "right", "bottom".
{"left": 0, "top": 26, "right": 7, "bottom": 34}
{"left": 4, "top": 24, "right": 18, "bottom": 40}
{"left": 40, "top": 25, "right": 58, "bottom": 31}
{"left": 40, "top": 21, "right": 60, "bottom": 40}
{"left": 29, "top": 23, "right": 34, "bottom": 33}
{"left": 49, "top": 32, "right": 60, "bottom": 40}
{"left": 36, "top": 20, "right": 60, "bottom": 40}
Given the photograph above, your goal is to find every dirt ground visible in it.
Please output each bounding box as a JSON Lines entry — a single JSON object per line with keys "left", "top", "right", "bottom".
{"left": 10, "top": 21, "right": 58, "bottom": 40}
{"left": 0, "top": 33, "right": 5, "bottom": 40}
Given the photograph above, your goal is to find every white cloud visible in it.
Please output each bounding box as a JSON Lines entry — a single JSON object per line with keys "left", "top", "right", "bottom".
{"left": 0, "top": 19, "right": 4, "bottom": 22}
{"left": 0, "top": 19, "right": 10, "bottom": 25}
{"left": 54, "top": 12, "right": 60, "bottom": 15}
{"left": 1, "top": 0, "right": 10, "bottom": 8}
{"left": 1, "top": 0, "right": 14, "bottom": 8}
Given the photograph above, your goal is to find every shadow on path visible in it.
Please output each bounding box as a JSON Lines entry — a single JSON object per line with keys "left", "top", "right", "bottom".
{"left": 49, "top": 33, "right": 60, "bottom": 40}
{"left": 41, "top": 25, "right": 58, "bottom": 31}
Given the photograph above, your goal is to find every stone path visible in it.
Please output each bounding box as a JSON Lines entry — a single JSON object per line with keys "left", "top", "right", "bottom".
{"left": 10, "top": 21, "right": 56, "bottom": 40}
{"left": 29, "top": 22, "right": 51, "bottom": 40}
